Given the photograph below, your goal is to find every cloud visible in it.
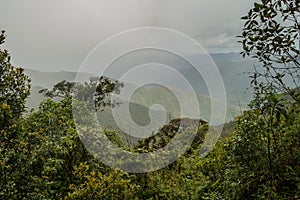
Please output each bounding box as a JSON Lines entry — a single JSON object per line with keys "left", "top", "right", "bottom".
{"left": 0, "top": 0, "right": 254, "bottom": 71}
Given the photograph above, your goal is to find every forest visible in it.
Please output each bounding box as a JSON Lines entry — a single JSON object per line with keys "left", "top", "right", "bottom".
{"left": 1, "top": 1, "right": 300, "bottom": 199}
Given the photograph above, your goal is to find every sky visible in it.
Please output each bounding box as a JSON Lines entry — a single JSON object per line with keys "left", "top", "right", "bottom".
{"left": 0, "top": 0, "right": 255, "bottom": 72}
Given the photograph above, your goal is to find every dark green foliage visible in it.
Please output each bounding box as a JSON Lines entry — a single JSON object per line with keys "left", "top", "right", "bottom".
{"left": 39, "top": 76, "right": 123, "bottom": 111}
{"left": 0, "top": 31, "right": 31, "bottom": 130}
{"left": 39, "top": 80, "right": 75, "bottom": 98}
{"left": 0, "top": 31, "right": 31, "bottom": 199}
{"left": 197, "top": 1, "right": 300, "bottom": 198}
{"left": 240, "top": 0, "right": 300, "bottom": 102}
{"left": 199, "top": 100, "right": 300, "bottom": 199}
{"left": 135, "top": 118, "right": 208, "bottom": 153}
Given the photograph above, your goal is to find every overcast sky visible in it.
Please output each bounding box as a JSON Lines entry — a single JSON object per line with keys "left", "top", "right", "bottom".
{"left": 0, "top": 0, "right": 255, "bottom": 72}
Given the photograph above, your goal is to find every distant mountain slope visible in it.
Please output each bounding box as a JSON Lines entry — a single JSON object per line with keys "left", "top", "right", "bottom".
{"left": 25, "top": 52, "right": 252, "bottom": 126}
{"left": 25, "top": 69, "right": 95, "bottom": 109}
{"left": 27, "top": 82, "right": 239, "bottom": 132}
{"left": 102, "top": 51, "right": 256, "bottom": 107}
{"left": 125, "top": 84, "right": 240, "bottom": 123}
{"left": 24, "top": 69, "right": 94, "bottom": 89}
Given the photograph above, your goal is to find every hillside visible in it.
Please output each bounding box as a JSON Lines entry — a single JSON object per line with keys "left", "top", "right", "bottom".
{"left": 25, "top": 68, "right": 241, "bottom": 128}
{"left": 24, "top": 69, "right": 93, "bottom": 89}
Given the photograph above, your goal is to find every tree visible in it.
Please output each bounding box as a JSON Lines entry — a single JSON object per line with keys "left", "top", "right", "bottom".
{"left": 240, "top": 0, "right": 300, "bottom": 102}
{"left": 195, "top": 1, "right": 300, "bottom": 199}
{"left": 0, "top": 31, "right": 31, "bottom": 199}
{"left": 40, "top": 76, "right": 123, "bottom": 111}
{"left": 0, "top": 30, "right": 31, "bottom": 130}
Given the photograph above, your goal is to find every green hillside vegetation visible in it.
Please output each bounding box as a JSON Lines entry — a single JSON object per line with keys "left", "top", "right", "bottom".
{"left": 135, "top": 118, "right": 209, "bottom": 154}
{"left": 24, "top": 69, "right": 93, "bottom": 89}
{"left": 127, "top": 84, "right": 241, "bottom": 123}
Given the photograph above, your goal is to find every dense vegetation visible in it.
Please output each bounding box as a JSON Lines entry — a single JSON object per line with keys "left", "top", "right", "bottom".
{"left": 1, "top": 1, "right": 300, "bottom": 199}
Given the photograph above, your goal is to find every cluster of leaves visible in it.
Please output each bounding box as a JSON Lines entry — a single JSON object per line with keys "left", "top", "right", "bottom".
{"left": 199, "top": 99, "right": 300, "bottom": 199}
{"left": 0, "top": 31, "right": 31, "bottom": 130}
{"left": 65, "top": 163, "right": 137, "bottom": 200}
{"left": 0, "top": 30, "right": 31, "bottom": 198}
{"left": 240, "top": 0, "right": 300, "bottom": 101}
{"left": 40, "top": 76, "right": 124, "bottom": 111}
{"left": 135, "top": 118, "right": 208, "bottom": 153}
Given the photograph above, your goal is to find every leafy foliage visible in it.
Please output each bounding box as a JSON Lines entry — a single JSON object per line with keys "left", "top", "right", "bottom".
{"left": 240, "top": 0, "right": 300, "bottom": 102}
{"left": 197, "top": 1, "right": 300, "bottom": 199}
{"left": 40, "top": 76, "right": 124, "bottom": 111}
{"left": 199, "top": 100, "right": 300, "bottom": 199}
{"left": 0, "top": 30, "right": 31, "bottom": 199}
{"left": 0, "top": 31, "right": 31, "bottom": 130}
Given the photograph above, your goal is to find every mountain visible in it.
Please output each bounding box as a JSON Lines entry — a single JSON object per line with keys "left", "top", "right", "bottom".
{"left": 24, "top": 69, "right": 94, "bottom": 89}
{"left": 24, "top": 69, "right": 95, "bottom": 108}
{"left": 102, "top": 51, "right": 256, "bottom": 107}
{"left": 24, "top": 52, "right": 253, "bottom": 132}
{"left": 123, "top": 83, "right": 240, "bottom": 123}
